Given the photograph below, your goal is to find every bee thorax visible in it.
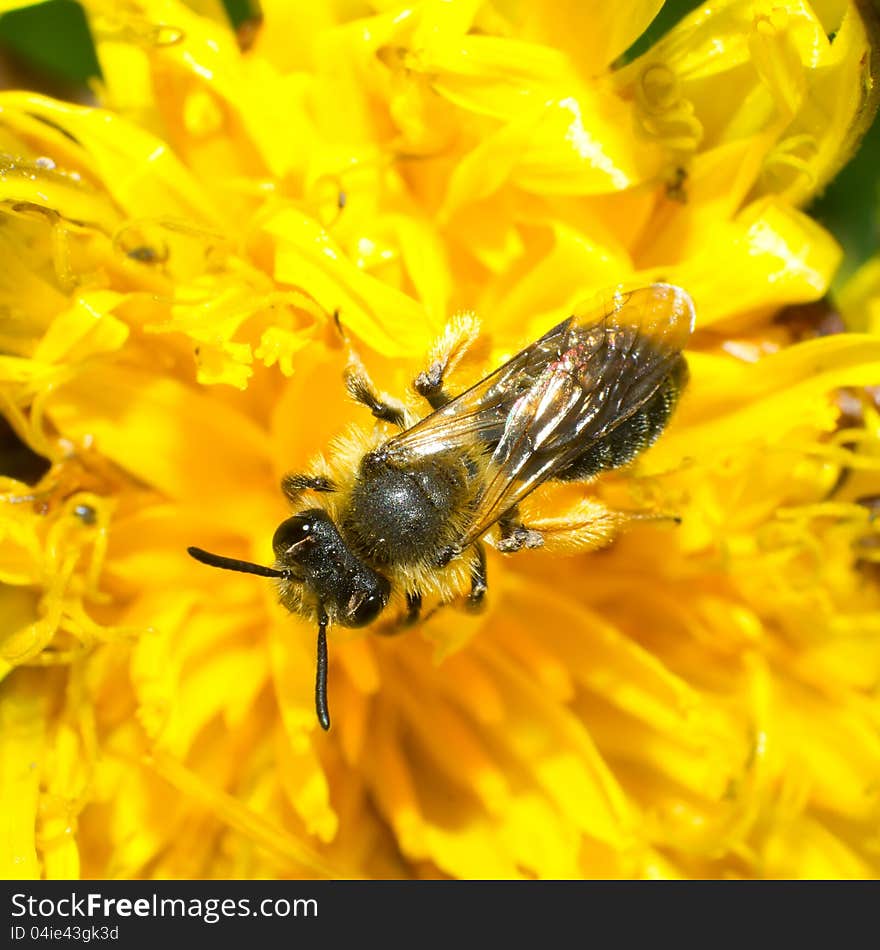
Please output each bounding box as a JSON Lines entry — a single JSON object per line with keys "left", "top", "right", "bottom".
{"left": 341, "top": 452, "right": 470, "bottom": 567}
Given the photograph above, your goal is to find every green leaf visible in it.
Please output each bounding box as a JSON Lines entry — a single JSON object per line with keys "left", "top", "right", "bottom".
{"left": 0, "top": 0, "right": 99, "bottom": 85}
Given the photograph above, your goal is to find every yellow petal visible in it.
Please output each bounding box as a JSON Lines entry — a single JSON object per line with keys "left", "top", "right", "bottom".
{"left": 668, "top": 198, "right": 841, "bottom": 326}
{"left": 0, "top": 92, "right": 223, "bottom": 225}
{"left": 44, "top": 363, "right": 273, "bottom": 521}
{"left": 510, "top": 0, "right": 665, "bottom": 75}
{"left": 0, "top": 671, "right": 46, "bottom": 878}
{"left": 266, "top": 206, "right": 436, "bottom": 356}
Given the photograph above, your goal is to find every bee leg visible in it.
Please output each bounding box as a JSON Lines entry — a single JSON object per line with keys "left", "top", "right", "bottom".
{"left": 466, "top": 542, "right": 488, "bottom": 611}
{"left": 512, "top": 498, "right": 627, "bottom": 554}
{"left": 496, "top": 508, "right": 544, "bottom": 553}
{"left": 334, "top": 312, "right": 407, "bottom": 426}
{"left": 404, "top": 590, "right": 422, "bottom": 626}
{"left": 413, "top": 362, "right": 451, "bottom": 410}
{"left": 373, "top": 590, "right": 423, "bottom": 636}
{"left": 344, "top": 359, "right": 407, "bottom": 428}
{"left": 281, "top": 473, "right": 336, "bottom": 505}
{"left": 414, "top": 312, "right": 481, "bottom": 410}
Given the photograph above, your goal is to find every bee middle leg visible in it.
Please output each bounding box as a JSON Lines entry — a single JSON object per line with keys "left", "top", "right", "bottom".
{"left": 344, "top": 359, "right": 407, "bottom": 427}
{"left": 334, "top": 313, "right": 407, "bottom": 427}
{"left": 466, "top": 542, "right": 488, "bottom": 611}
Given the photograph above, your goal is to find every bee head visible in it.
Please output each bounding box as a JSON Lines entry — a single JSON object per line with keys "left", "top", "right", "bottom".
{"left": 272, "top": 508, "right": 391, "bottom": 627}
{"left": 188, "top": 508, "right": 391, "bottom": 732}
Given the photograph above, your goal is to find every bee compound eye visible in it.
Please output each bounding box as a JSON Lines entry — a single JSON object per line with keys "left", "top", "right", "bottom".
{"left": 347, "top": 590, "right": 386, "bottom": 627}
{"left": 272, "top": 515, "right": 313, "bottom": 555}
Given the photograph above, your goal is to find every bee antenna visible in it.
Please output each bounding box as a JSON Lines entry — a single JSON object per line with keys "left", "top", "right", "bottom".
{"left": 187, "top": 546, "right": 291, "bottom": 579}
{"left": 316, "top": 609, "right": 331, "bottom": 731}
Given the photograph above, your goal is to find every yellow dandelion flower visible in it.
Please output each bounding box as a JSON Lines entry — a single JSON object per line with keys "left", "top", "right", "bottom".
{"left": 1, "top": 0, "right": 880, "bottom": 880}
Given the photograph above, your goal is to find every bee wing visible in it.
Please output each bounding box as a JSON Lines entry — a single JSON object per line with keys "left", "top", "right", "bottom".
{"left": 384, "top": 283, "right": 695, "bottom": 547}
{"left": 383, "top": 313, "right": 578, "bottom": 459}
{"left": 458, "top": 283, "right": 694, "bottom": 547}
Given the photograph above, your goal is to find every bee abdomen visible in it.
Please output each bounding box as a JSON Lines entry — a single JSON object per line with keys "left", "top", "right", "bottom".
{"left": 555, "top": 358, "right": 686, "bottom": 481}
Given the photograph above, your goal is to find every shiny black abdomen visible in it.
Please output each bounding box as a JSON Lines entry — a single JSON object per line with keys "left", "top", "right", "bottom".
{"left": 340, "top": 452, "right": 470, "bottom": 567}
{"left": 555, "top": 358, "right": 687, "bottom": 481}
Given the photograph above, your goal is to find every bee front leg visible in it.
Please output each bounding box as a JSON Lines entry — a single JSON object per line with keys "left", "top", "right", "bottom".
{"left": 404, "top": 590, "right": 422, "bottom": 626}
{"left": 375, "top": 550, "right": 487, "bottom": 635}
{"left": 372, "top": 589, "right": 424, "bottom": 636}
{"left": 414, "top": 312, "right": 481, "bottom": 410}
{"left": 281, "top": 472, "right": 337, "bottom": 505}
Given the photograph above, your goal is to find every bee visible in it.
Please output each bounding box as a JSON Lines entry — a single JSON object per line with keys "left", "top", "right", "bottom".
{"left": 188, "top": 283, "right": 695, "bottom": 730}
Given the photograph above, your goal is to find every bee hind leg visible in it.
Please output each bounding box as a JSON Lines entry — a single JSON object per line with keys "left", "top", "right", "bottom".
{"left": 414, "top": 312, "right": 481, "bottom": 410}
{"left": 496, "top": 507, "right": 544, "bottom": 553}
{"left": 413, "top": 362, "right": 450, "bottom": 410}
{"left": 507, "top": 498, "right": 627, "bottom": 555}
